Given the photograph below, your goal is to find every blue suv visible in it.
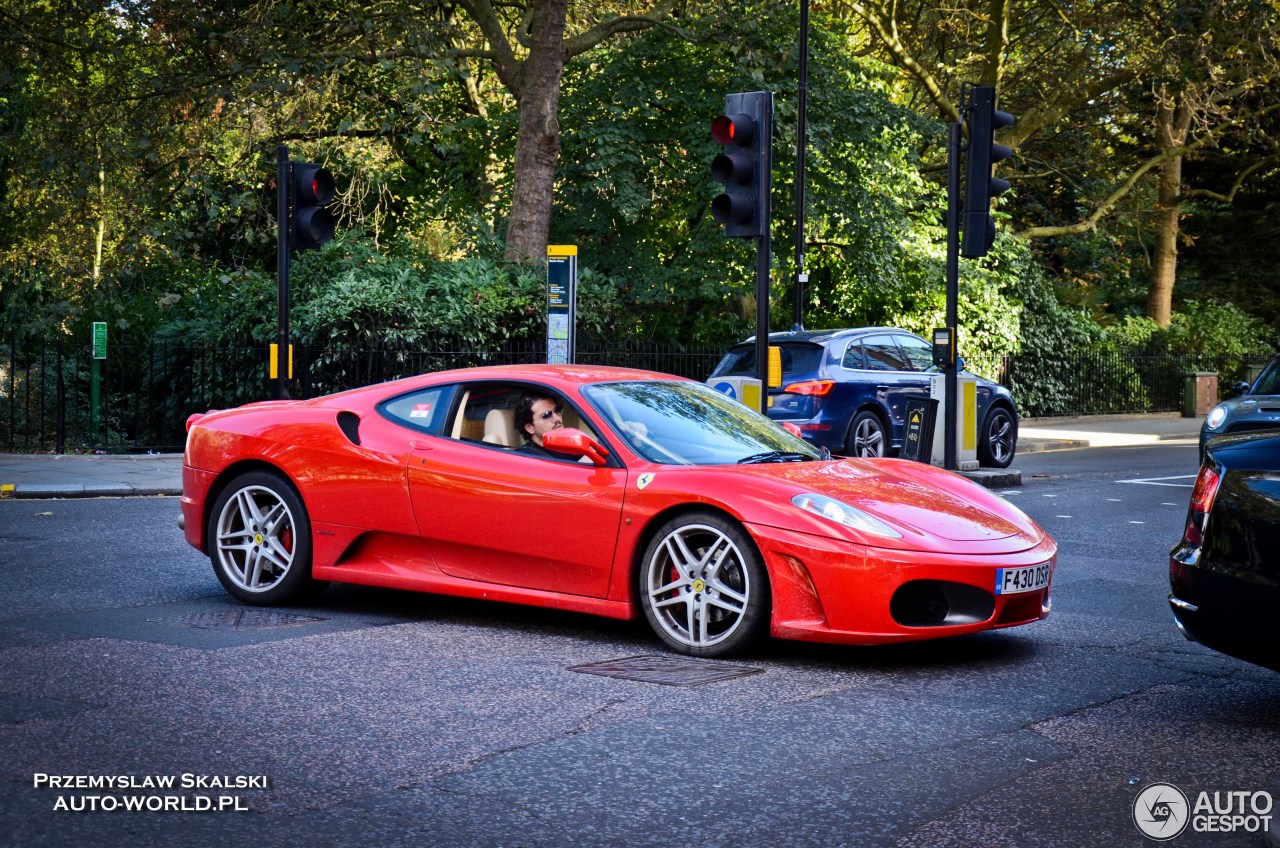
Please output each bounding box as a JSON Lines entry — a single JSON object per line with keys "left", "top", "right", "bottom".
{"left": 708, "top": 327, "right": 1019, "bottom": 467}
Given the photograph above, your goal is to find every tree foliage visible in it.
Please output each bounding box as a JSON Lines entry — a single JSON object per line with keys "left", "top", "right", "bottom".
{"left": 1, "top": 0, "right": 1275, "bottom": 394}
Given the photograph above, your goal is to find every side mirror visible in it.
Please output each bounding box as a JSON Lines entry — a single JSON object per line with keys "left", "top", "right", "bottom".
{"left": 1230, "top": 381, "right": 1251, "bottom": 398}
{"left": 541, "top": 428, "right": 609, "bottom": 466}
{"left": 781, "top": 422, "right": 803, "bottom": 438}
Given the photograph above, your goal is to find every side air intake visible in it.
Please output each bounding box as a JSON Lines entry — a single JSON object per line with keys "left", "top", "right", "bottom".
{"left": 337, "top": 411, "right": 361, "bottom": 445}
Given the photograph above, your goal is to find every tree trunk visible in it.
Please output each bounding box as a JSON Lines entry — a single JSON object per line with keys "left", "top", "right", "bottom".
{"left": 1147, "top": 91, "right": 1192, "bottom": 327}
{"left": 503, "top": 0, "right": 569, "bottom": 264}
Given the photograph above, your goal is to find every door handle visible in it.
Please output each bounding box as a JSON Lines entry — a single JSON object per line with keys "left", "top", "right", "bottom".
{"left": 409, "top": 439, "right": 433, "bottom": 451}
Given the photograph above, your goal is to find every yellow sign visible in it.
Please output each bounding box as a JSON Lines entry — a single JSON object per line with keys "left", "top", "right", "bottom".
{"left": 767, "top": 346, "right": 783, "bottom": 388}
{"left": 269, "top": 344, "right": 294, "bottom": 379}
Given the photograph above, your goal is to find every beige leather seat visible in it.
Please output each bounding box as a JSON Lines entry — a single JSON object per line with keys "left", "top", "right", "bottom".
{"left": 482, "top": 408, "right": 520, "bottom": 447}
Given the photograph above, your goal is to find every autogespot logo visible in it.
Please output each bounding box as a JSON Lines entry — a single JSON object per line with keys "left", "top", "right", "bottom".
{"left": 1134, "top": 782, "right": 1190, "bottom": 841}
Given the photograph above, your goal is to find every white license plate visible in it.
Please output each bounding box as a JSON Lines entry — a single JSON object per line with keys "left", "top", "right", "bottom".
{"left": 995, "top": 563, "right": 1051, "bottom": 595}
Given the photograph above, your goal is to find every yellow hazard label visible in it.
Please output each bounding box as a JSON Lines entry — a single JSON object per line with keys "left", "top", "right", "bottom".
{"left": 0, "top": 484, "right": 14, "bottom": 499}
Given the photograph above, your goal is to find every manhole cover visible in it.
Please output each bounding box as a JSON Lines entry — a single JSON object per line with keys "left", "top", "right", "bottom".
{"left": 148, "top": 609, "right": 327, "bottom": 631}
{"left": 568, "top": 655, "right": 762, "bottom": 687}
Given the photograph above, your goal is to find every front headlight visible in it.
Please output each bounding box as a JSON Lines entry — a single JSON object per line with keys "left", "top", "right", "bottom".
{"left": 1204, "top": 404, "right": 1228, "bottom": 431}
{"left": 792, "top": 493, "right": 902, "bottom": 538}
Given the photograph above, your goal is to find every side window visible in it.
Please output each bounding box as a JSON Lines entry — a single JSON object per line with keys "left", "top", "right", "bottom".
{"left": 378, "top": 386, "right": 455, "bottom": 434}
{"left": 863, "top": 334, "right": 910, "bottom": 371}
{"left": 841, "top": 341, "right": 866, "bottom": 369}
{"left": 896, "top": 334, "right": 935, "bottom": 372}
{"left": 442, "top": 382, "right": 603, "bottom": 453}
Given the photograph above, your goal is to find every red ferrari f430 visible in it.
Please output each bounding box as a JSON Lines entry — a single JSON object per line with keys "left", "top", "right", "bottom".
{"left": 181, "top": 365, "right": 1055, "bottom": 657}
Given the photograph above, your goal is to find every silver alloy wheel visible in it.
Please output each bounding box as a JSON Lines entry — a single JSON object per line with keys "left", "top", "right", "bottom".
{"left": 852, "top": 413, "right": 886, "bottom": 457}
{"left": 644, "top": 522, "right": 751, "bottom": 650}
{"left": 214, "top": 484, "right": 298, "bottom": 594}
{"left": 987, "top": 411, "right": 1014, "bottom": 465}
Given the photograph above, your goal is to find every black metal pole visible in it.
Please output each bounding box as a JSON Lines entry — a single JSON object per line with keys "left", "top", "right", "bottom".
{"left": 754, "top": 228, "right": 772, "bottom": 415}
{"left": 55, "top": 339, "right": 66, "bottom": 454}
{"left": 792, "top": 0, "right": 809, "bottom": 332}
{"left": 945, "top": 121, "right": 961, "bottom": 472}
{"left": 276, "top": 145, "right": 290, "bottom": 400}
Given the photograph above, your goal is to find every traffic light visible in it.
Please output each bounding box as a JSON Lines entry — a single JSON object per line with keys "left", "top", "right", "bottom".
{"left": 290, "top": 162, "right": 335, "bottom": 249}
{"left": 961, "top": 86, "right": 1014, "bottom": 258}
{"left": 711, "top": 91, "right": 772, "bottom": 238}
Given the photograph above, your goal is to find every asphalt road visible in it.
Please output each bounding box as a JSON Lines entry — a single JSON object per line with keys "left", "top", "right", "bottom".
{"left": 1, "top": 441, "right": 1277, "bottom": 848}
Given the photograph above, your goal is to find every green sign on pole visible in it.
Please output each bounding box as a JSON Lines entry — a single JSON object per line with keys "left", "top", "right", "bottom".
{"left": 90, "top": 321, "right": 106, "bottom": 447}
{"left": 92, "top": 321, "right": 107, "bottom": 360}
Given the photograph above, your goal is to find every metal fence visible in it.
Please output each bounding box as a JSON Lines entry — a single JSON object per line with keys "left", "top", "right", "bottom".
{"left": 0, "top": 338, "right": 729, "bottom": 453}
{"left": 2, "top": 338, "right": 1272, "bottom": 453}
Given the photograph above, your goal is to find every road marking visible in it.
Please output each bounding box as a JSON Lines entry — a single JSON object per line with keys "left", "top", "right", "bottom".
{"left": 1117, "top": 474, "right": 1197, "bottom": 488}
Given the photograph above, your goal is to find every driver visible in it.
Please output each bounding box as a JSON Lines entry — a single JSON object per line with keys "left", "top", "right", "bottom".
{"left": 514, "top": 393, "right": 572, "bottom": 460}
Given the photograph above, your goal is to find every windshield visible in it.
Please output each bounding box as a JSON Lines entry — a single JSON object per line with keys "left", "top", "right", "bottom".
{"left": 1253, "top": 357, "right": 1280, "bottom": 395}
{"left": 583, "top": 380, "right": 824, "bottom": 465}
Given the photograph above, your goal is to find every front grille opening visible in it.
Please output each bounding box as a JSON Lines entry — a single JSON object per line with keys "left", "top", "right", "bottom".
{"left": 337, "top": 411, "right": 361, "bottom": 445}
{"left": 890, "top": 580, "right": 995, "bottom": 627}
{"left": 996, "top": 589, "right": 1049, "bottom": 625}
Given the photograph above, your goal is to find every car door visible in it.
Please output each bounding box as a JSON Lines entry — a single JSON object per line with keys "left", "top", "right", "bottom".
{"left": 403, "top": 382, "right": 628, "bottom": 598}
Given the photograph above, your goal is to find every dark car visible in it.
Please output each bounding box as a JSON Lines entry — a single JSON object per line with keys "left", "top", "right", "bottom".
{"left": 708, "top": 328, "right": 1019, "bottom": 467}
{"left": 1170, "top": 430, "right": 1280, "bottom": 672}
{"left": 1200, "top": 353, "right": 1280, "bottom": 458}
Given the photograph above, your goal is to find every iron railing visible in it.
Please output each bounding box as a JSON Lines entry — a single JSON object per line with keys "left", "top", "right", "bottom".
{"left": 1, "top": 339, "right": 1271, "bottom": 453}
{"left": 0, "top": 338, "right": 729, "bottom": 453}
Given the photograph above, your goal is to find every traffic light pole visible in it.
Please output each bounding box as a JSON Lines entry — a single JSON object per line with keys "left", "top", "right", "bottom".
{"left": 276, "top": 145, "right": 290, "bottom": 401}
{"left": 792, "top": 0, "right": 809, "bottom": 332}
{"left": 944, "top": 121, "right": 961, "bottom": 472}
{"left": 754, "top": 229, "right": 771, "bottom": 416}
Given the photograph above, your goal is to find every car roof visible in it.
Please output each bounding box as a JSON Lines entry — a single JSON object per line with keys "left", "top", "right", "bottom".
{"left": 304, "top": 363, "right": 689, "bottom": 406}
{"left": 734, "top": 327, "right": 911, "bottom": 347}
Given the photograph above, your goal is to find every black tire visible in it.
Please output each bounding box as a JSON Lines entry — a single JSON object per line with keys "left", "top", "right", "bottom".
{"left": 845, "top": 410, "right": 889, "bottom": 457}
{"left": 206, "top": 470, "right": 320, "bottom": 605}
{"left": 637, "top": 512, "right": 770, "bottom": 658}
{"left": 978, "top": 406, "right": 1017, "bottom": 468}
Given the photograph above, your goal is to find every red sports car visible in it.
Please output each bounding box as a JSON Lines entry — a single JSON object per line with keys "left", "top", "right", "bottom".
{"left": 181, "top": 365, "right": 1055, "bottom": 657}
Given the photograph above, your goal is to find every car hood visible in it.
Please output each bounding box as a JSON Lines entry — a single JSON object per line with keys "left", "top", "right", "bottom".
{"left": 717, "top": 458, "right": 1043, "bottom": 552}
{"left": 1214, "top": 395, "right": 1280, "bottom": 418}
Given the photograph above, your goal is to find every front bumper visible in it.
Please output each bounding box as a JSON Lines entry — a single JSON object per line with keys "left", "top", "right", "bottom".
{"left": 751, "top": 522, "right": 1056, "bottom": 645}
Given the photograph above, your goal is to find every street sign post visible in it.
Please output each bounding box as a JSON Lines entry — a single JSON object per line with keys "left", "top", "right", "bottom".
{"left": 546, "top": 246, "right": 578, "bottom": 365}
{"left": 91, "top": 321, "right": 106, "bottom": 446}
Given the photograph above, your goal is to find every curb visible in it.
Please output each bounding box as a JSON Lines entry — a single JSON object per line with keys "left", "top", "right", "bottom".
{"left": 4, "top": 485, "right": 182, "bottom": 499}
{"left": 960, "top": 468, "right": 1022, "bottom": 489}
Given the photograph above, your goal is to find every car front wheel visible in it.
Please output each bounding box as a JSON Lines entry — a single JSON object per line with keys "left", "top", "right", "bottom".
{"left": 978, "top": 406, "right": 1016, "bottom": 468}
{"left": 207, "top": 470, "right": 319, "bottom": 605}
{"left": 638, "top": 512, "right": 770, "bottom": 657}
{"left": 846, "top": 410, "right": 888, "bottom": 457}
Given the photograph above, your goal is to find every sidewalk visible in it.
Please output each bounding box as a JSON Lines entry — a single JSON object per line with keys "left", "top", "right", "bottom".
{"left": 0, "top": 413, "right": 1204, "bottom": 499}
{"left": 1018, "top": 411, "right": 1201, "bottom": 452}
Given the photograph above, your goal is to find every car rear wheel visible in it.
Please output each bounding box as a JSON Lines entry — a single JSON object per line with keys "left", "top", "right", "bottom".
{"left": 638, "top": 512, "right": 770, "bottom": 657}
{"left": 846, "top": 410, "right": 888, "bottom": 457}
{"left": 207, "top": 470, "right": 319, "bottom": 605}
{"left": 978, "top": 406, "right": 1016, "bottom": 468}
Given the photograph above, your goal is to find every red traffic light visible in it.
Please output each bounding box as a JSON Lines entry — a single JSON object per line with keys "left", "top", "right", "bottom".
{"left": 293, "top": 164, "right": 335, "bottom": 206}
{"left": 709, "top": 92, "right": 772, "bottom": 239}
{"left": 712, "top": 113, "right": 756, "bottom": 146}
{"left": 290, "top": 162, "right": 336, "bottom": 249}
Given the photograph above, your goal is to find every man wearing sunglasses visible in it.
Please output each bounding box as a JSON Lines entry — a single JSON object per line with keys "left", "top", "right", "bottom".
{"left": 514, "top": 392, "right": 572, "bottom": 460}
